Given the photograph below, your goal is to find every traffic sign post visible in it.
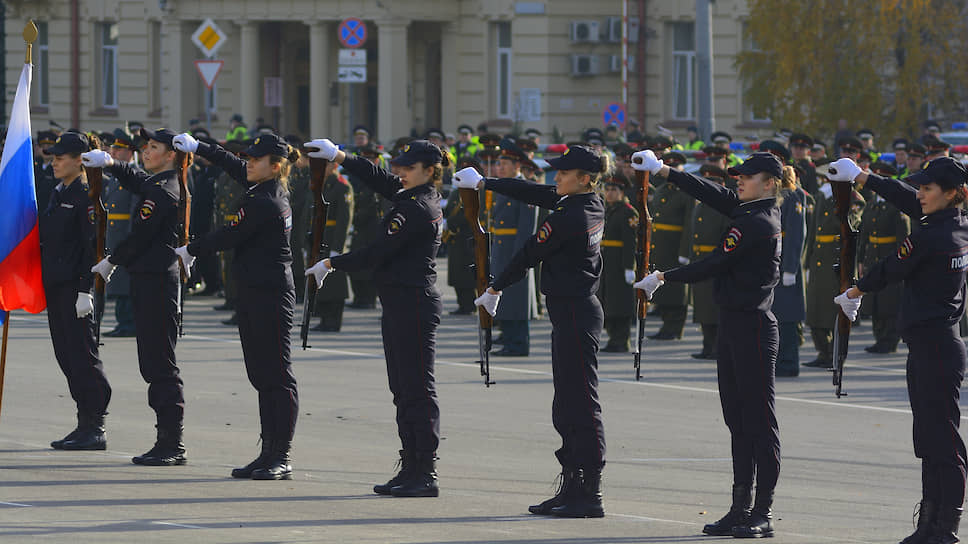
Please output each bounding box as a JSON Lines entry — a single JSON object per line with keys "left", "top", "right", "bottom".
{"left": 337, "top": 66, "right": 367, "bottom": 84}
{"left": 603, "top": 102, "right": 626, "bottom": 128}
{"left": 191, "top": 19, "right": 227, "bottom": 58}
{"left": 194, "top": 60, "right": 224, "bottom": 90}
{"left": 338, "top": 18, "right": 368, "bottom": 49}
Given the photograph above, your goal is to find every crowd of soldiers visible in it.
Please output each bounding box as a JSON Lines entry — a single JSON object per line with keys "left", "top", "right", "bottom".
{"left": 30, "top": 116, "right": 963, "bottom": 374}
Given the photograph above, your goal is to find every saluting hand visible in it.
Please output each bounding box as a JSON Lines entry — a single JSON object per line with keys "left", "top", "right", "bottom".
{"left": 782, "top": 272, "right": 796, "bottom": 287}
{"left": 75, "top": 292, "right": 94, "bottom": 319}
{"left": 633, "top": 271, "right": 664, "bottom": 300}
{"left": 172, "top": 133, "right": 199, "bottom": 153}
{"left": 80, "top": 150, "right": 113, "bottom": 168}
{"left": 306, "top": 259, "right": 333, "bottom": 288}
{"left": 90, "top": 257, "right": 117, "bottom": 282}
{"left": 833, "top": 289, "right": 862, "bottom": 321}
{"left": 453, "top": 167, "right": 484, "bottom": 190}
{"left": 305, "top": 139, "right": 340, "bottom": 161}
{"left": 630, "top": 150, "right": 664, "bottom": 175}
{"left": 827, "top": 158, "right": 862, "bottom": 183}
{"left": 174, "top": 245, "right": 195, "bottom": 272}
{"left": 624, "top": 269, "right": 636, "bottom": 285}
{"left": 474, "top": 288, "right": 501, "bottom": 317}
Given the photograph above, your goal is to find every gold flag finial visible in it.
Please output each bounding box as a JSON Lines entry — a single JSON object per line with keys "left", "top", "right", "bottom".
{"left": 24, "top": 20, "right": 38, "bottom": 64}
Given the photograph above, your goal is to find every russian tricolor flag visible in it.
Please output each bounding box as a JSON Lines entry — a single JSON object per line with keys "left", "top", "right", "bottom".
{"left": 0, "top": 63, "right": 46, "bottom": 315}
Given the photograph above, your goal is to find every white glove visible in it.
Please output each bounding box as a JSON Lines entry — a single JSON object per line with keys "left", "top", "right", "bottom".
{"left": 172, "top": 133, "right": 199, "bottom": 153}
{"left": 633, "top": 271, "right": 664, "bottom": 300}
{"left": 782, "top": 272, "right": 796, "bottom": 287}
{"left": 75, "top": 292, "right": 94, "bottom": 319}
{"left": 175, "top": 245, "right": 195, "bottom": 271}
{"left": 329, "top": 251, "right": 340, "bottom": 258}
{"left": 804, "top": 269, "right": 810, "bottom": 284}
{"left": 827, "top": 158, "right": 862, "bottom": 183}
{"left": 305, "top": 138, "right": 339, "bottom": 161}
{"left": 833, "top": 289, "right": 862, "bottom": 321}
{"left": 474, "top": 290, "right": 501, "bottom": 317}
{"left": 630, "top": 150, "right": 663, "bottom": 174}
{"left": 306, "top": 259, "right": 333, "bottom": 288}
{"left": 90, "top": 257, "right": 116, "bottom": 282}
{"left": 678, "top": 256, "right": 690, "bottom": 265}
{"left": 80, "top": 150, "right": 113, "bottom": 168}
{"left": 624, "top": 269, "right": 636, "bottom": 285}
{"left": 453, "top": 167, "right": 484, "bottom": 189}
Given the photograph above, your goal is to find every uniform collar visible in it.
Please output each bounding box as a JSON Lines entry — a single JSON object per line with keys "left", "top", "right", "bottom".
{"left": 732, "top": 197, "right": 776, "bottom": 217}
{"left": 922, "top": 207, "right": 961, "bottom": 225}
{"left": 398, "top": 181, "right": 436, "bottom": 200}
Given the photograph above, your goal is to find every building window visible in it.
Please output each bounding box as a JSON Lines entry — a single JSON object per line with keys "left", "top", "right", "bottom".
{"left": 149, "top": 21, "right": 162, "bottom": 113}
{"left": 742, "top": 22, "right": 770, "bottom": 123}
{"left": 671, "top": 22, "right": 696, "bottom": 121}
{"left": 495, "top": 22, "right": 512, "bottom": 118}
{"left": 99, "top": 22, "right": 119, "bottom": 109}
{"left": 36, "top": 22, "right": 50, "bottom": 107}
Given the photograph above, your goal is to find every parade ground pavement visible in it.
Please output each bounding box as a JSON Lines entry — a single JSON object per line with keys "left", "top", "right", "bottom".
{"left": 0, "top": 261, "right": 958, "bottom": 543}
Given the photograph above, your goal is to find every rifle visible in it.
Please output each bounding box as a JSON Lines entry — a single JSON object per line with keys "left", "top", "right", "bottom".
{"left": 830, "top": 179, "right": 857, "bottom": 398}
{"left": 175, "top": 151, "right": 192, "bottom": 337}
{"left": 300, "top": 157, "right": 330, "bottom": 349}
{"left": 460, "top": 186, "right": 494, "bottom": 387}
{"left": 631, "top": 159, "right": 652, "bottom": 381}
{"left": 85, "top": 166, "right": 107, "bottom": 346}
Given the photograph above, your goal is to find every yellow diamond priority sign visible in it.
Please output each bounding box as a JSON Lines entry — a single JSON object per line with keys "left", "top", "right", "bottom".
{"left": 191, "top": 19, "right": 227, "bottom": 58}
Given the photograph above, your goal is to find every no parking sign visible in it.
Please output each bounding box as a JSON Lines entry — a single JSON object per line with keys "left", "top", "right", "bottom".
{"left": 338, "top": 18, "right": 368, "bottom": 49}
{"left": 602, "top": 103, "right": 626, "bottom": 128}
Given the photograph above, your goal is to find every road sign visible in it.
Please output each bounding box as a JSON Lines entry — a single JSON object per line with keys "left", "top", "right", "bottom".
{"left": 338, "top": 48, "right": 367, "bottom": 66}
{"left": 264, "top": 77, "right": 282, "bottom": 107}
{"left": 338, "top": 18, "right": 367, "bottom": 49}
{"left": 337, "top": 66, "right": 367, "bottom": 83}
{"left": 603, "top": 102, "right": 626, "bottom": 128}
{"left": 193, "top": 60, "right": 224, "bottom": 90}
{"left": 191, "top": 19, "right": 227, "bottom": 58}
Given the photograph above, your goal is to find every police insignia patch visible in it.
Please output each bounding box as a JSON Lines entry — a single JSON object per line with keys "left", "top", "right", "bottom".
{"left": 387, "top": 214, "right": 405, "bottom": 235}
{"left": 537, "top": 222, "right": 552, "bottom": 243}
{"left": 231, "top": 207, "right": 245, "bottom": 227}
{"left": 139, "top": 200, "right": 155, "bottom": 220}
{"left": 898, "top": 237, "right": 913, "bottom": 260}
{"left": 723, "top": 227, "right": 742, "bottom": 252}
{"left": 88, "top": 205, "right": 96, "bottom": 224}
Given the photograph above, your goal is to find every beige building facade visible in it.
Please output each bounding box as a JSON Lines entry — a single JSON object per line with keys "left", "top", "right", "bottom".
{"left": 7, "top": 0, "right": 771, "bottom": 145}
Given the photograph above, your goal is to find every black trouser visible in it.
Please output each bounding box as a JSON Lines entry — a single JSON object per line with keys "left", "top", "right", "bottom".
{"left": 316, "top": 300, "right": 346, "bottom": 330}
{"left": 130, "top": 270, "right": 183, "bottom": 428}
{"left": 701, "top": 323, "right": 719, "bottom": 356}
{"left": 546, "top": 294, "right": 605, "bottom": 470}
{"left": 455, "top": 287, "right": 476, "bottom": 312}
{"left": 776, "top": 321, "right": 799, "bottom": 374}
{"left": 114, "top": 295, "right": 136, "bottom": 333}
{"left": 237, "top": 285, "right": 298, "bottom": 442}
{"left": 717, "top": 309, "right": 780, "bottom": 493}
{"left": 657, "top": 304, "right": 686, "bottom": 337}
{"left": 350, "top": 273, "right": 377, "bottom": 306}
{"left": 905, "top": 324, "right": 967, "bottom": 509}
{"left": 378, "top": 284, "right": 442, "bottom": 454}
{"left": 45, "top": 281, "right": 111, "bottom": 417}
{"left": 604, "top": 316, "right": 631, "bottom": 349}
{"left": 809, "top": 327, "right": 832, "bottom": 363}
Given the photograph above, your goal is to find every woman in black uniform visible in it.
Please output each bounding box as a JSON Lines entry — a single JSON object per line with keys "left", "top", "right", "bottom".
{"left": 83, "top": 128, "right": 186, "bottom": 467}
{"left": 170, "top": 132, "right": 300, "bottom": 480}
{"left": 453, "top": 145, "right": 610, "bottom": 518}
{"left": 304, "top": 138, "right": 446, "bottom": 498}
{"left": 829, "top": 156, "right": 968, "bottom": 544}
{"left": 42, "top": 132, "right": 112, "bottom": 451}
{"left": 632, "top": 150, "right": 783, "bottom": 538}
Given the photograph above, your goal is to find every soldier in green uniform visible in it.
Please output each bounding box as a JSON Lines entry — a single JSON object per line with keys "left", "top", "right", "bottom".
{"left": 102, "top": 130, "right": 140, "bottom": 337}
{"left": 286, "top": 141, "right": 311, "bottom": 301}
{"left": 313, "top": 161, "right": 354, "bottom": 331}
{"left": 803, "top": 163, "right": 865, "bottom": 368}
{"left": 598, "top": 175, "right": 639, "bottom": 352}
{"left": 34, "top": 130, "right": 59, "bottom": 215}
{"left": 648, "top": 152, "right": 695, "bottom": 339}
{"left": 442, "top": 155, "right": 480, "bottom": 315}
{"left": 773, "top": 165, "right": 808, "bottom": 376}
{"left": 684, "top": 164, "right": 733, "bottom": 358}
{"left": 346, "top": 143, "right": 385, "bottom": 309}
{"left": 211, "top": 140, "right": 248, "bottom": 323}
{"left": 892, "top": 139, "right": 910, "bottom": 177}
{"left": 856, "top": 161, "right": 910, "bottom": 353}
{"left": 789, "top": 133, "right": 818, "bottom": 195}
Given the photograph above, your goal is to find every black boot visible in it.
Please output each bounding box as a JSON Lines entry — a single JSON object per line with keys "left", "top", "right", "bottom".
{"left": 251, "top": 440, "right": 292, "bottom": 480}
{"left": 231, "top": 436, "right": 272, "bottom": 478}
{"left": 132, "top": 426, "right": 187, "bottom": 466}
{"left": 528, "top": 468, "right": 577, "bottom": 515}
{"left": 901, "top": 500, "right": 937, "bottom": 544}
{"left": 51, "top": 412, "right": 84, "bottom": 450}
{"left": 733, "top": 488, "right": 774, "bottom": 538}
{"left": 550, "top": 468, "right": 605, "bottom": 518}
{"left": 62, "top": 413, "right": 107, "bottom": 450}
{"left": 703, "top": 484, "right": 752, "bottom": 535}
{"left": 390, "top": 452, "right": 439, "bottom": 497}
{"left": 927, "top": 507, "right": 962, "bottom": 544}
{"left": 374, "top": 450, "right": 415, "bottom": 495}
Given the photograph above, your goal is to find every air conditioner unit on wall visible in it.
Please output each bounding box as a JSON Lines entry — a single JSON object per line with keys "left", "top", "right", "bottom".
{"left": 571, "top": 21, "right": 601, "bottom": 43}
{"left": 571, "top": 54, "right": 599, "bottom": 77}
{"left": 606, "top": 16, "right": 640, "bottom": 43}
{"left": 609, "top": 55, "right": 636, "bottom": 73}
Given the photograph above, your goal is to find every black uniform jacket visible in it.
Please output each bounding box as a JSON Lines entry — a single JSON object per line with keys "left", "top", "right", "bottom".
{"left": 188, "top": 142, "right": 294, "bottom": 291}
{"left": 39, "top": 177, "right": 96, "bottom": 290}
{"left": 857, "top": 174, "right": 968, "bottom": 333}
{"left": 329, "top": 156, "right": 442, "bottom": 289}
{"left": 105, "top": 163, "right": 179, "bottom": 274}
{"left": 485, "top": 178, "right": 604, "bottom": 297}
{"left": 661, "top": 169, "right": 781, "bottom": 313}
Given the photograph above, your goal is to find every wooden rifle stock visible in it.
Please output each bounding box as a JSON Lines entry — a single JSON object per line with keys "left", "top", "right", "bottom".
{"left": 85, "top": 166, "right": 107, "bottom": 345}
{"left": 460, "top": 186, "right": 494, "bottom": 386}
{"left": 631, "top": 160, "right": 652, "bottom": 381}
{"left": 175, "top": 151, "right": 192, "bottom": 337}
{"left": 830, "top": 179, "right": 857, "bottom": 398}
{"left": 300, "top": 158, "right": 330, "bottom": 349}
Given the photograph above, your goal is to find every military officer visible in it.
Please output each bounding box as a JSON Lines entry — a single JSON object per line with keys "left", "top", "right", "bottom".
{"left": 286, "top": 139, "right": 311, "bottom": 300}
{"left": 347, "top": 143, "right": 385, "bottom": 309}
{"left": 685, "top": 164, "right": 733, "bottom": 358}
{"left": 598, "top": 174, "right": 639, "bottom": 352}
{"left": 442, "top": 155, "right": 481, "bottom": 315}
{"left": 647, "top": 152, "right": 695, "bottom": 339}
{"left": 35, "top": 130, "right": 60, "bottom": 214}
{"left": 312, "top": 160, "right": 354, "bottom": 332}
{"left": 907, "top": 144, "right": 928, "bottom": 176}
{"left": 893, "top": 139, "right": 911, "bottom": 177}
{"left": 212, "top": 141, "right": 248, "bottom": 322}
{"left": 187, "top": 132, "right": 221, "bottom": 295}
{"left": 789, "top": 133, "right": 818, "bottom": 195}
{"left": 102, "top": 130, "right": 140, "bottom": 337}
{"left": 773, "top": 165, "right": 808, "bottom": 376}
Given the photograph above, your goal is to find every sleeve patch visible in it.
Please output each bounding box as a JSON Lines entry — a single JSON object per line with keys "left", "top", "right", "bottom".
{"left": 88, "top": 205, "right": 96, "bottom": 224}
{"left": 537, "top": 222, "right": 553, "bottom": 243}
{"left": 387, "top": 213, "right": 406, "bottom": 235}
{"left": 283, "top": 209, "right": 293, "bottom": 233}
{"left": 231, "top": 207, "right": 245, "bottom": 227}
{"left": 139, "top": 199, "right": 155, "bottom": 220}
{"left": 898, "top": 237, "right": 913, "bottom": 260}
{"left": 723, "top": 227, "right": 742, "bottom": 253}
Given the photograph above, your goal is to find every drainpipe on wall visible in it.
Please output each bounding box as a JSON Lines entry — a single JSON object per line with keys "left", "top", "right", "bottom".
{"left": 71, "top": 0, "right": 80, "bottom": 128}
{"left": 637, "top": 0, "right": 646, "bottom": 128}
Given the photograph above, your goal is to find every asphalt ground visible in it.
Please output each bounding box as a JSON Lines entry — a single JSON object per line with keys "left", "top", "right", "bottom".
{"left": 0, "top": 261, "right": 960, "bottom": 543}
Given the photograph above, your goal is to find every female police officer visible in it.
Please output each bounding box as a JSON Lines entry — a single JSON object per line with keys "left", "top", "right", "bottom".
{"left": 303, "top": 138, "right": 447, "bottom": 498}
{"left": 829, "top": 156, "right": 968, "bottom": 544}
{"left": 632, "top": 150, "right": 782, "bottom": 538}
{"left": 171, "top": 131, "right": 300, "bottom": 480}
{"left": 82, "top": 128, "right": 186, "bottom": 467}
{"left": 453, "top": 145, "right": 610, "bottom": 518}
{"left": 42, "top": 132, "right": 111, "bottom": 451}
